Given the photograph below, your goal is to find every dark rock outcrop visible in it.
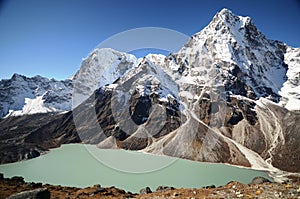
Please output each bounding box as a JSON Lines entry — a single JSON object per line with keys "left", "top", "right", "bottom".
{"left": 0, "top": 112, "right": 80, "bottom": 164}
{"left": 156, "top": 185, "right": 175, "bottom": 192}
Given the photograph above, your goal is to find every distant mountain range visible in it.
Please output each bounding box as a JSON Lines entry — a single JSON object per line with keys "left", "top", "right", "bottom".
{"left": 0, "top": 8, "right": 299, "bottom": 179}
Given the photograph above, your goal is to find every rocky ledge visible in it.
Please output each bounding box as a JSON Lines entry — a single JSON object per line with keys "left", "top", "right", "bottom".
{"left": 1, "top": 174, "right": 300, "bottom": 199}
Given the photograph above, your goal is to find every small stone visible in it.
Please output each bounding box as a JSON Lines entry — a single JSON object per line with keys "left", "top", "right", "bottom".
{"left": 122, "top": 196, "right": 135, "bottom": 199}
{"left": 285, "top": 184, "right": 293, "bottom": 188}
{"left": 94, "top": 184, "right": 101, "bottom": 189}
{"left": 93, "top": 187, "right": 106, "bottom": 194}
{"left": 156, "top": 185, "right": 175, "bottom": 192}
{"left": 251, "top": 176, "right": 270, "bottom": 184}
{"left": 255, "top": 189, "right": 263, "bottom": 195}
{"left": 246, "top": 194, "right": 253, "bottom": 198}
{"left": 205, "top": 185, "right": 216, "bottom": 189}
{"left": 173, "top": 192, "right": 179, "bottom": 196}
{"left": 140, "top": 187, "right": 152, "bottom": 194}
{"left": 28, "top": 182, "right": 43, "bottom": 188}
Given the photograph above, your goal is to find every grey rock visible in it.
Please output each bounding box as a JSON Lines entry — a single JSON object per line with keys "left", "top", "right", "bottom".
{"left": 251, "top": 176, "right": 271, "bottom": 184}
{"left": 93, "top": 187, "right": 106, "bottom": 194}
{"left": 139, "top": 187, "right": 152, "bottom": 194}
{"left": 156, "top": 185, "right": 175, "bottom": 192}
{"left": 7, "top": 188, "right": 50, "bottom": 199}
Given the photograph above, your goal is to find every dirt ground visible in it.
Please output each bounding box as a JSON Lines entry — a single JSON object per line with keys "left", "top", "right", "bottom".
{"left": 1, "top": 175, "right": 300, "bottom": 199}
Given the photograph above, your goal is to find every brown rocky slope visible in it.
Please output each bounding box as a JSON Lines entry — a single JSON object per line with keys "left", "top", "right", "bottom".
{"left": 1, "top": 174, "right": 300, "bottom": 199}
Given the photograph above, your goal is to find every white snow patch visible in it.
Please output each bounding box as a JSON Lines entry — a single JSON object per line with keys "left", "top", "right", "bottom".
{"left": 279, "top": 47, "right": 300, "bottom": 110}
{"left": 6, "top": 94, "right": 57, "bottom": 117}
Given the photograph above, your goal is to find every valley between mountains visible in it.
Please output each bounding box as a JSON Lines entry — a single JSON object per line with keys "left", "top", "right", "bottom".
{"left": 0, "top": 8, "right": 300, "bottom": 180}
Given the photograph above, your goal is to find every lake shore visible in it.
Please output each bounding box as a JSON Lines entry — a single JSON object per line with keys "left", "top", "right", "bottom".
{"left": 0, "top": 144, "right": 274, "bottom": 193}
{"left": 1, "top": 174, "right": 300, "bottom": 199}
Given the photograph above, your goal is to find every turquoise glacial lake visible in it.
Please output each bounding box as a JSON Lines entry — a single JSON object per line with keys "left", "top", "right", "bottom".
{"left": 0, "top": 144, "right": 271, "bottom": 193}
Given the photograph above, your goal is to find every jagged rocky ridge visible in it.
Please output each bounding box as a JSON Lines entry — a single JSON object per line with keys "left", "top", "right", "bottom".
{"left": 0, "top": 74, "right": 72, "bottom": 118}
{"left": 0, "top": 9, "right": 300, "bottom": 177}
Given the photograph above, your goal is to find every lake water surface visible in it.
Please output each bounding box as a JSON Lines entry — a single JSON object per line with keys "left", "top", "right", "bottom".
{"left": 0, "top": 144, "right": 271, "bottom": 193}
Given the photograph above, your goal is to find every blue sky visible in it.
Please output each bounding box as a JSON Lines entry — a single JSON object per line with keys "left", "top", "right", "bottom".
{"left": 0, "top": 0, "right": 299, "bottom": 80}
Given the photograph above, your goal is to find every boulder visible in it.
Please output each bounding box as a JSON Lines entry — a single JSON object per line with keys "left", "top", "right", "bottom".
{"left": 7, "top": 188, "right": 50, "bottom": 199}
{"left": 11, "top": 176, "right": 24, "bottom": 183}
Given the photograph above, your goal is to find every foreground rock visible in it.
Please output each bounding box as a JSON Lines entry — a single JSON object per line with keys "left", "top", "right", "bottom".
{"left": 7, "top": 188, "right": 50, "bottom": 199}
{"left": 0, "top": 175, "right": 136, "bottom": 199}
{"left": 1, "top": 175, "right": 300, "bottom": 199}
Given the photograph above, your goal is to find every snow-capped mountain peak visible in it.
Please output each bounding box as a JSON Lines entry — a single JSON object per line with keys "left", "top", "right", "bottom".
{"left": 173, "top": 9, "right": 288, "bottom": 103}
{"left": 213, "top": 8, "right": 250, "bottom": 27}
{"left": 72, "top": 48, "right": 138, "bottom": 107}
{"left": 144, "top": 53, "right": 166, "bottom": 67}
{"left": 0, "top": 8, "right": 299, "bottom": 119}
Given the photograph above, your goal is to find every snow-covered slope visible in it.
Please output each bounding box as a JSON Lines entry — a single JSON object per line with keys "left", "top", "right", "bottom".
{"left": 279, "top": 47, "right": 300, "bottom": 110}
{"left": 72, "top": 48, "right": 138, "bottom": 107}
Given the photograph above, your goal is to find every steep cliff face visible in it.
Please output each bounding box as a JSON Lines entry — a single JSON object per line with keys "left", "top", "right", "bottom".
{"left": 0, "top": 8, "right": 299, "bottom": 176}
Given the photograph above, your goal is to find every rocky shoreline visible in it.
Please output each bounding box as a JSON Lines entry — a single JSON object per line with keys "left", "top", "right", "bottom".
{"left": 1, "top": 174, "right": 300, "bottom": 199}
